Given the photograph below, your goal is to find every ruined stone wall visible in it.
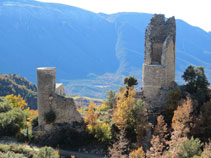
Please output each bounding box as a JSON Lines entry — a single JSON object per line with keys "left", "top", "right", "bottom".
{"left": 55, "top": 83, "right": 65, "bottom": 96}
{"left": 142, "top": 65, "right": 165, "bottom": 98}
{"left": 142, "top": 14, "right": 176, "bottom": 99}
{"left": 37, "top": 67, "right": 82, "bottom": 130}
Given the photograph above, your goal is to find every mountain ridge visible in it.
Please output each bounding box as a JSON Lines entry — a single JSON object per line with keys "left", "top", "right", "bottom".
{"left": 0, "top": 0, "right": 211, "bottom": 98}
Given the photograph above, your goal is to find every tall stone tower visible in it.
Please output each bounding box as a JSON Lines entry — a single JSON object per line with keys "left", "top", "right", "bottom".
{"left": 142, "top": 14, "right": 176, "bottom": 99}
{"left": 37, "top": 67, "right": 56, "bottom": 127}
{"left": 37, "top": 67, "right": 82, "bottom": 129}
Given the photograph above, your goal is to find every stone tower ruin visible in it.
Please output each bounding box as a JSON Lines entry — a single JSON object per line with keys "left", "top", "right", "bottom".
{"left": 142, "top": 14, "right": 176, "bottom": 99}
{"left": 37, "top": 67, "right": 82, "bottom": 130}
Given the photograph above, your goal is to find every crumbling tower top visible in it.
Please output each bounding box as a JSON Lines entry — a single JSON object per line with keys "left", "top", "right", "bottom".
{"left": 149, "top": 14, "right": 175, "bottom": 42}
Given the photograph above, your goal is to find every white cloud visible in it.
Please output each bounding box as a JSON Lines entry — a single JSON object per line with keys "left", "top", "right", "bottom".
{"left": 36, "top": 0, "right": 211, "bottom": 32}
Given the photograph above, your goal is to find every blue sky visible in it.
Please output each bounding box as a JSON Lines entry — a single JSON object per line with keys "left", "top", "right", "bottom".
{"left": 37, "top": 0, "right": 211, "bottom": 32}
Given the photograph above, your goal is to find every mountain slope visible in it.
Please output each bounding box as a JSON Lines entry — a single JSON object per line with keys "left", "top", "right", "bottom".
{"left": 0, "top": 74, "right": 37, "bottom": 109}
{"left": 0, "top": 0, "right": 118, "bottom": 81}
{"left": 0, "top": 0, "right": 211, "bottom": 98}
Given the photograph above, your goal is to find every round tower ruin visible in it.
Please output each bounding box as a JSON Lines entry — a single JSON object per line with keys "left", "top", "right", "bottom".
{"left": 36, "top": 67, "right": 82, "bottom": 130}
{"left": 37, "top": 67, "right": 56, "bottom": 127}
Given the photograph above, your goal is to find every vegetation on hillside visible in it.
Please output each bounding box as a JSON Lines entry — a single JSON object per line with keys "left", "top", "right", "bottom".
{"left": 0, "top": 95, "right": 38, "bottom": 140}
{"left": 74, "top": 66, "right": 211, "bottom": 157}
{"left": 0, "top": 65, "right": 210, "bottom": 158}
{"left": 182, "top": 66, "right": 210, "bottom": 106}
{"left": 0, "top": 74, "right": 37, "bottom": 109}
{"left": 0, "top": 144, "right": 59, "bottom": 158}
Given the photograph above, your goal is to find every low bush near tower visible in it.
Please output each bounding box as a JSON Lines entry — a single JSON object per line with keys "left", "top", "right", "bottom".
{"left": 44, "top": 110, "right": 56, "bottom": 124}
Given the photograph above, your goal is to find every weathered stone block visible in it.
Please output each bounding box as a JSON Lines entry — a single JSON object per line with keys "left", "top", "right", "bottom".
{"left": 56, "top": 83, "right": 65, "bottom": 96}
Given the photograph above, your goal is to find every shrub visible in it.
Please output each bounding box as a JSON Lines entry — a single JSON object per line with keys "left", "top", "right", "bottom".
{"left": 146, "top": 135, "right": 166, "bottom": 158}
{"left": 124, "top": 76, "right": 138, "bottom": 87}
{"left": 131, "top": 99, "right": 146, "bottom": 124}
{"left": 198, "top": 101, "right": 211, "bottom": 141}
{"left": 44, "top": 110, "right": 56, "bottom": 124}
{"left": 163, "top": 87, "right": 183, "bottom": 125}
{"left": 112, "top": 87, "right": 136, "bottom": 130}
{"left": 105, "top": 90, "right": 116, "bottom": 109}
{"left": 182, "top": 65, "right": 210, "bottom": 106}
{"left": 0, "top": 108, "right": 27, "bottom": 136}
{"left": 201, "top": 142, "right": 211, "bottom": 158}
{"left": 33, "top": 146, "right": 59, "bottom": 158}
{"left": 1, "top": 151, "right": 27, "bottom": 158}
{"left": 171, "top": 97, "right": 194, "bottom": 137}
{"left": 109, "top": 129, "right": 130, "bottom": 157}
{"left": 135, "top": 99, "right": 148, "bottom": 145}
{"left": 31, "top": 115, "right": 38, "bottom": 128}
{"left": 84, "top": 102, "right": 98, "bottom": 125}
{"left": 46, "top": 125, "right": 91, "bottom": 148}
{"left": 88, "top": 122, "right": 112, "bottom": 143}
{"left": 0, "top": 144, "right": 35, "bottom": 157}
{"left": 178, "top": 137, "right": 203, "bottom": 158}
{"left": 132, "top": 99, "right": 145, "bottom": 119}
{"left": 98, "top": 103, "right": 107, "bottom": 112}
{"left": 0, "top": 98, "right": 11, "bottom": 113}
{"left": 0, "top": 144, "right": 10, "bottom": 152}
{"left": 129, "top": 147, "right": 145, "bottom": 158}
{"left": 5, "top": 94, "right": 27, "bottom": 110}
{"left": 147, "top": 115, "right": 169, "bottom": 156}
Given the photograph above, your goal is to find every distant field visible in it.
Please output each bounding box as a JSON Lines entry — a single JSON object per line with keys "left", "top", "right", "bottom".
{"left": 64, "top": 73, "right": 129, "bottom": 99}
{"left": 73, "top": 96, "right": 104, "bottom": 108}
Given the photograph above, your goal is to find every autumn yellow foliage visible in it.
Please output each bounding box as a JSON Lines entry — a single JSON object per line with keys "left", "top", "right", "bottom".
{"left": 172, "top": 96, "right": 194, "bottom": 137}
{"left": 26, "top": 110, "right": 38, "bottom": 126}
{"left": 99, "top": 103, "right": 107, "bottom": 111}
{"left": 5, "top": 94, "right": 27, "bottom": 109}
{"left": 129, "top": 147, "right": 145, "bottom": 158}
{"left": 87, "top": 122, "right": 112, "bottom": 142}
{"left": 112, "top": 87, "right": 136, "bottom": 129}
{"left": 84, "top": 101, "right": 98, "bottom": 125}
{"left": 84, "top": 102, "right": 112, "bottom": 142}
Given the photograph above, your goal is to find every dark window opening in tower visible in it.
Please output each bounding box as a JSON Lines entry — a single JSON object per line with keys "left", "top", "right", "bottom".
{"left": 151, "top": 42, "right": 162, "bottom": 64}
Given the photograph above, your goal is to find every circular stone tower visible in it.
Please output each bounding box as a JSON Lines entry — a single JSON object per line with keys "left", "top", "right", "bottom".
{"left": 37, "top": 67, "right": 56, "bottom": 127}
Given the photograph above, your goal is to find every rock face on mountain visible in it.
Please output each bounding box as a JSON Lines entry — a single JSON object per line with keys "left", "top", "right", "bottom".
{"left": 0, "top": 0, "right": 211, "bottom": 98}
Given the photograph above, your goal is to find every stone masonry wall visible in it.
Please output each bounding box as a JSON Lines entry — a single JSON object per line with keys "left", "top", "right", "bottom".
{"left": 55, "top": 83, "right": 65, "bottom": 96}
{"left": 142, "top": 14, "right": 176, "bottom": 99}
{"left": 37, "top": 67, "right": 82, "bottom": 130}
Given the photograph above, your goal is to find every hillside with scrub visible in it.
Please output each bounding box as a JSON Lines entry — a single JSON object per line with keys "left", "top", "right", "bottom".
{"left": 0, "top": 74, "right": 37, "bottom": 109}
{"left": 0, "top": 66, "right": 211, "bottom": 157}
